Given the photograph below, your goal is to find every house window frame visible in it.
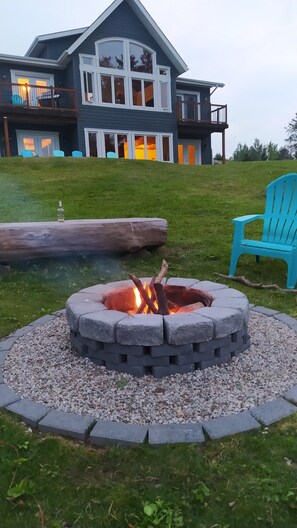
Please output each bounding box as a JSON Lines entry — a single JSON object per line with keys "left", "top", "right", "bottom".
{"left": 176, "top": 90, "right": 201, "bottom": 121}
{"left": 79, "top": 38, "right": 171, "bottom": 112}
{"left": 84, "top": 128, "right": 173, "bottom": 162}
{"left": 16, "top": 130, "right": 59, "bottom": 157}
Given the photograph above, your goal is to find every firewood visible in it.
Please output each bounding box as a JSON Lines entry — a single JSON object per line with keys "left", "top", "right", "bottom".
{"left": 155, "top": 259, "right": 169, "bottom": 283}
{"left": 214, "top": 273, "right": 297, "bottom": 293}
{"left": 136, "top": 277, "right": 156, "bottom": 314}
{"left": 154, "top": 282, "right": 169, "bottom": 315}
{"left": 128, "top": 274, "right": 158, "bottom": 314}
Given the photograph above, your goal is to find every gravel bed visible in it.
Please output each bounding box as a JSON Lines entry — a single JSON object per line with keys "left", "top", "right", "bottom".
{"left": 3, "top": 312, "right": 297, "bottom": 425}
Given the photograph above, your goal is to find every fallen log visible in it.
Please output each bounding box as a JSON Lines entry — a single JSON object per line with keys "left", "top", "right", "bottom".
{"left": 0, "top": 218, "right": 168, "bottom": 261}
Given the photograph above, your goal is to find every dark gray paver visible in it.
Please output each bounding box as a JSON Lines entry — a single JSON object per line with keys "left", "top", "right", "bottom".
{"left": 283, "top": 385, "right": 297, "bottom": 403}
{"left": 0, "top": 384, "right": 21, "bottom": 407}
{"left": 29, "top": 314, "right": 57, "bottom": 327}
{"left": 38, "top": 410, "right": 95, "bottom": 441}
{"left": 273, "top": 313, "right": 297, "bottom": 329}
{"left": 90, "top": 421, "right": 148, "bottom": 447}
{"left": 250, "top": 397, "right": 297, "bottom": 425}
{"left": 6, "top": 399, "right": 50, "bottom": 427}
{"left": 203, "top": 412, "right": 260, "bottom": 439}
{"left": 148, "top": 423, "right": 205, "bottom": 445}
{"left": 0, "top": 336, "right": 18, "bottom": 352}
{"left": 0, "top": 369, "right": 3, "bottom": 383}
{"left": 252, "top": 306, "right": 279, "bottom": 316}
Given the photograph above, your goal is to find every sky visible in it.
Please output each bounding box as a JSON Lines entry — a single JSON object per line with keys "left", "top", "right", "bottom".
{"left": 1, "top": 0, "right": 297, "bottom": 158}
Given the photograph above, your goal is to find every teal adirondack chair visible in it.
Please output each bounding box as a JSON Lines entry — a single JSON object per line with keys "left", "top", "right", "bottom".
{"left": 229, "top": 173, "right": 297, "bottom": 288}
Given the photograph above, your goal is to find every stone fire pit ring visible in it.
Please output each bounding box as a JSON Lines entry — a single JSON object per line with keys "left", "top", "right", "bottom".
{"left": 66, "top": 278, "right": 250, "bottom": 378}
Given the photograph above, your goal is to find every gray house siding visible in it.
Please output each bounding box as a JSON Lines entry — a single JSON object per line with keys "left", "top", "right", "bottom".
{"left": 71, "top": 1, "right": 179, "bottom": 159}
{"left": 28, "top": 35, "right": 82, "bottom": 60}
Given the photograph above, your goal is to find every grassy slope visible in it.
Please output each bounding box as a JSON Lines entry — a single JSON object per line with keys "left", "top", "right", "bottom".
{"left": 1, "top": 158, "right": 297, "bottom": 527}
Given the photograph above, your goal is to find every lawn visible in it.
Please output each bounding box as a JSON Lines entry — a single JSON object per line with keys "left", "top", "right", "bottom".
{"left": 1, "top": 157, "right": 297, "bottom": 527}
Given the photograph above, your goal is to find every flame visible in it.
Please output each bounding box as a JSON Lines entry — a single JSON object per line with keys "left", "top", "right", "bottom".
{"left": 134, "top": 286, "right": 142, "bottom": 309}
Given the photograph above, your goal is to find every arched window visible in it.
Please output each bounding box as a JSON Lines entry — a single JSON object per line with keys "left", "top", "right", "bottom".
{"left": 79, "top": 39, "right": 171, "bottom": 112}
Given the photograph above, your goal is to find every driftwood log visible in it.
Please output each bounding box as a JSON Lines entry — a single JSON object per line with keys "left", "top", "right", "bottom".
{"left": 0, "top": 218, "right": 168, "bottom": 261}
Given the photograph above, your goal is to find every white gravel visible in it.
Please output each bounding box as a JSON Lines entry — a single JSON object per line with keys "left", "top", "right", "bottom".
{"left": 3, "top": 312, "right": 297, "bottom": 425}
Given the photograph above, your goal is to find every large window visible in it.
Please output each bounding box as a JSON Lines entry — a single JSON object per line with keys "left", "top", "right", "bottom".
{"left": 85, "top": 129, "right": 173, "bottom": 162}
{"left": 79, "top": 39, "right": 171, "bottom": 111}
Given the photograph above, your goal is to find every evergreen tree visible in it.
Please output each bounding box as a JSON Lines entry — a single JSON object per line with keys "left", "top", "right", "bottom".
{"left": 285, "top": 113, "right": 297, "bottom": 158}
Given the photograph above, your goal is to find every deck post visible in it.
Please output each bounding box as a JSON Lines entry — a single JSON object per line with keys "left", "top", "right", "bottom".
{"left": 3, "top": 116, "right": 11, "bottom": 157}
{"left": 222, "top": 129, "right": 226, "bottom": 164}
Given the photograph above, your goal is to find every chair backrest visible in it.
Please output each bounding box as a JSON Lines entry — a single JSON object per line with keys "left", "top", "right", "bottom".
{"left": 21, "top": 149, "right": 34, "bottom": 158}
{"left": 11, "top": 94, "right": 24, "bottom": 105}
{"left": 72, "top": 150, "right": 83, "bottom": 158}
{"left": 53, "top": 150, "right": 65, "bottom": 157}
{"left": 262, "top": 173, "right": 297, "bottom": 245}
{"left": 106, "top": 151, "right": 118, "bottom": 159}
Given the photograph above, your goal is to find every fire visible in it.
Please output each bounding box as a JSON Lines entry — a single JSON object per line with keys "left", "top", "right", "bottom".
{"left": 133, "top": 283, "right": 158, "bottom": 314}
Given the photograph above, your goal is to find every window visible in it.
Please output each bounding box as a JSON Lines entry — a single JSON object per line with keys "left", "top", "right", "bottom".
{"left": 98, "top": 40, "right": 124, "bottom": 69}
{"left": 79, "top": 39, "right": 171, "bottom": 111}
{"left": 85, "top": 129, "right": 173, "bottom": 162}
{"left": 177, "top": 91, "right": 201, "bottom": 121}
{"left": 16, "top": 131, "right": 59, "bottom": 157}
{"left": 129, "top": 43, "right": 153, "bottom": 73}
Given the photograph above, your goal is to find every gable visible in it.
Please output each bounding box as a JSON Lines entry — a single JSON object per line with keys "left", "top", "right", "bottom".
{"left": 63, "top": 0, "right": 187, "bottom": 74}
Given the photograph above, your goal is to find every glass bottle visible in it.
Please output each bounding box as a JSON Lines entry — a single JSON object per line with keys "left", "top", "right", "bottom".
{"left": 57, "top": 200, "right": 64, "bottom": 222}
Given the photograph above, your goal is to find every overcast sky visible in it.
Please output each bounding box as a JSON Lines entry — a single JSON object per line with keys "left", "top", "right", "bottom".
{"left": 1, "top": 0, "right": 296, "bottom": 157}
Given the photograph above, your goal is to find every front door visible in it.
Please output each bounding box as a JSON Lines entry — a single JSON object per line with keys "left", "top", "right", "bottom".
{"left": 178, "top": 140, "right": 201, "bottom": 165}
{"left": 17, "top": 131, "right": 59, "bottom": 157}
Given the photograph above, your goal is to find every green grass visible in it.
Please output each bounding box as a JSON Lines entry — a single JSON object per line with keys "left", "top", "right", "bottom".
{"left": 1, "top": 157, "right": 297, "bottom": 527}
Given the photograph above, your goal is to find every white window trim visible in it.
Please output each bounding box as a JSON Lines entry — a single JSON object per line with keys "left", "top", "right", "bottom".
{"left": 11, "top": 69, "right": 55, "bottom": 86}
{"left": 84, "top": 128, "right": 173, "bottom": 162}
{"left": 16, "top": 130, "right": 59, "bottom": 156}
{"left": 79, "top": 38, "right": 172, "bottom": 112}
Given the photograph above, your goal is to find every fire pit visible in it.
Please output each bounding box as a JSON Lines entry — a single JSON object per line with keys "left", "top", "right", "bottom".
{"left": 66, "top": 273, "right": 250, "bottom": 378}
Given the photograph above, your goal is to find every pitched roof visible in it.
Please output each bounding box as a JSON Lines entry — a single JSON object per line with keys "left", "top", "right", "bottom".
{"left": 26, "top": 27, "right": 87, "bottom": 57}
{"left": 60, "top": 0, "right": 188, "bottom": 74}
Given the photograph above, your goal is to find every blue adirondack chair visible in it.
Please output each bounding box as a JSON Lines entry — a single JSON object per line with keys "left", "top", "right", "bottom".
{"left": 53, "top": 150, "right": 65, "bottom": 157}
{"left": 229, "top": 173, "right": 297, "bottom": 289}
{"left": 72, "top": 150, "right": 83, "bottom": 157}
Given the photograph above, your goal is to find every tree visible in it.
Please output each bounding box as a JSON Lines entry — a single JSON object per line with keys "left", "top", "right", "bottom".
{"left": 285, "top": 113, "right": 297, "bottom": 158}
{"left": 231, "top": 139, "right": 292, "bottom": 161}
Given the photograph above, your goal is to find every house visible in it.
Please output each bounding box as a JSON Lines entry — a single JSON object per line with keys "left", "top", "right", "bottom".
{"left": 0, "top": 0, "right": 228, "bottom": 164}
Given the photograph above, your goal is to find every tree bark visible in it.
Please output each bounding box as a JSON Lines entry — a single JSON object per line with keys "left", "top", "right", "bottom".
{"left": 0, "top": 218, "right": 168, "bottom": 261}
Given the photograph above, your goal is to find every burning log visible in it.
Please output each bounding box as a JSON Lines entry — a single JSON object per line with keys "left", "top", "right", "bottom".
{"left": 153, "top": 282, "right": 169, "bottom": 315}
{"left": 128, "top": 274, "right": 158, "bottom": 314}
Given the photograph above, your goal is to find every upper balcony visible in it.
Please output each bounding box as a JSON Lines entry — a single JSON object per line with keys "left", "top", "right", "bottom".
{"left": 177, "top": 100, "right": 228, "bottom": 136}
{"left": 0, "top": 82, "right": 77, "bottom": 123}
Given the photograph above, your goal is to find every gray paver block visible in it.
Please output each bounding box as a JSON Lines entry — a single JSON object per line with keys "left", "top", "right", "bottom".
{"left": 151, "top": 343, "right": 193, "bottom": 357}
{"left": 166, "top": 278, "right": 200, "bottom": 287}
{"left": 198, "top": 307, "right": 243, "bottom": 338}
{"left": 29, "top": 314, "right": 56, "bottom": 327}
{"left": 66, "top": 292, "right": 104, "bottom": 304}
{"left": 10, "top": 325, "right": 35, "bottom": 338}
{"left": 66, "top": 301, "right": 107, "bottom": 331}
{"left": 116, "top": 314, "right": 164, "bottom": 346}
{"left": 191, "top": 280, "right": 228, "bottom": 291}
{"left": 80, "top": 310, "right": 127, "bottom": 343}
{"left": 90, "top": 420, "right": 148, "bottom": 447}
{"left": 0, "top": 336, "right": 18, "bottom": 352}
{"left": 273, "top": 313, "right": 297, "bottom": 329}
{"left": 212, "top": 297, "right": 249, "bottom": 313}
{"left": 0, "top": 369, "right": 3, "bottom": 383}
{"left": 203, "top": 412, "right": 260, "bottom": 439}
{"left": 252, "top": 306, "right": 279, "bottom": 316}
{"left": 149, "top": 423, "right": 205, "bottom": 445}
{"left": 250, "top": 398, "right": 297, "bottom": 425}
{"left": 38, "top": 410, "right": 95, "bottom": 441}
{"left": 0, "top": 384, "right": 21, "bottom": 407}
{"left": 6, "top": 399, "right": 50, "bottom": 427}
{"left": 283, "top": 385, "right": 297, "bottom": 403}
{"left": 211, "top": 288, "right": 247, "bottom": 299}
{"left": 0, "top": 351, "right": 8, "bottom": 366}
{"left": 164, "top": 313, "right": 213, "bottom": 345}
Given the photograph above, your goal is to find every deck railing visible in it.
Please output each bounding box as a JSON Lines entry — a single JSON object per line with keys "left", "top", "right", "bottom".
{"left": 0, "top": 82, "right": 77, "bottom": 111}
{"left": 177, "top": 100, "right": 227, "bottom": 125}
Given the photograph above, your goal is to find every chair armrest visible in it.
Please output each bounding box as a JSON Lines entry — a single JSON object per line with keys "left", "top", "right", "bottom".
{"left": 232, "top": 214, "right": 264, "bottom": 243}
{"left": 232, "top": 214, "right": 263, "bottom": 224}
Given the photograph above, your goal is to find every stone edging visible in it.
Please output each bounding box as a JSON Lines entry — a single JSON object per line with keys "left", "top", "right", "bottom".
{"left": 1, "top": 305, "right": 297, "bottom": 447}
